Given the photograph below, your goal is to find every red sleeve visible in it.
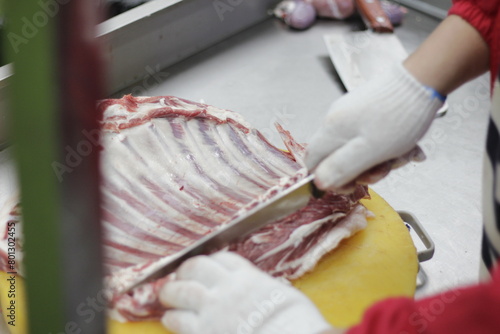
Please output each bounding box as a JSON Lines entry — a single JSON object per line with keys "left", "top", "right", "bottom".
{"left": 346, "top": 263, "right": 500, "bottom": 334}
{"left": 448, "top": 1, "right": 497, "bottom": 44}
{"left": 448, "top": 0, "right": 500, "bottom": 87}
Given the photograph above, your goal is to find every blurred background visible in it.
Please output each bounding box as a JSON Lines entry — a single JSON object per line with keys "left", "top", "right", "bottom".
{"left": 0, "top": 0, "right": 4, "bottom": 67}
{"left": 0, "top": 0, "right": 454, "bottom": 68}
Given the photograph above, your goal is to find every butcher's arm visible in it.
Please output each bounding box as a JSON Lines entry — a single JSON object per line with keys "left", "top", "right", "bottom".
{"left": 305, "top": 14, "right": 489, "bottom": 192}
{"left": 322, "top": 262, "right": 500, "bottom": 334}
{"left": 404, "top": 14, "right": 489, "bottom": 95}
{"left": 316, "top": 15, "right": 491, "bottom": 334}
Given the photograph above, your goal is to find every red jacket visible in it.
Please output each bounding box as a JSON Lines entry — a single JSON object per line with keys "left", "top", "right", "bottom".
{"left": 449, "top": 0, "right": 500, "bottom": 87}
{"left": 347, "top": 1, "right": 500, "bottom": 333}
{"left": 347, "top": 262, "right": 500, "bottom": 334}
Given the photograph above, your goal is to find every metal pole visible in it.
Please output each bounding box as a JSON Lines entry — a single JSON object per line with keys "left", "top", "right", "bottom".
{"left": 4, "top": 0, "right": 105, "bottom": 332}
{"left": 57, "top": 0, "right": 106, "bottom": 332}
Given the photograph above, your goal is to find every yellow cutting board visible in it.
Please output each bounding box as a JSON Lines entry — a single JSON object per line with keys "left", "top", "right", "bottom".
{"left": 0, "top": 189, "right": 417, "bottom": 333}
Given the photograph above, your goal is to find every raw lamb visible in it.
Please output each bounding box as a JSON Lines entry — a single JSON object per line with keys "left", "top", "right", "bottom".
{"left": 0, "top": 95, "right": 370, "bottom": 322}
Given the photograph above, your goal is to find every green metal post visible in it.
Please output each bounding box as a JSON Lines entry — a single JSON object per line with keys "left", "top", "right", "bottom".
{"left": 4, "top": 0, "right": 65, "bottom": 332}
{"left": 3, "top": 1, "right": 105, "bottom": 333}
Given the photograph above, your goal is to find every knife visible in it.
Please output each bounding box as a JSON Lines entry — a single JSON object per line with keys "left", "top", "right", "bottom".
{"left": 356, "top": 0, "right": 394, "bottom": 33}
{"left": 324, "top": 0, "right": 448, "bottom": 116}
{"left": 115, "top": 174, "right": 323, "bottom": 295}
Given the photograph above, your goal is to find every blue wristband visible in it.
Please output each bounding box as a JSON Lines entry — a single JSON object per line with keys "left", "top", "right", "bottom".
{"left": 424, "top": 86, "right": 447, "bottom": 102}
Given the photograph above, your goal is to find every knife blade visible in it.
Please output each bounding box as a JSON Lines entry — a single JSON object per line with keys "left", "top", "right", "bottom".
{"left": 116, "top": 174, "right": 321, "bottom": 295}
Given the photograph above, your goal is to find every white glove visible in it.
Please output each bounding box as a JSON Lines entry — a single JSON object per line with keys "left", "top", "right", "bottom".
{"left": 305, "top": 63, "right": 445, "bottom": 191}
{"left": 160, "top": 252, "right": 333, "bottom": 334}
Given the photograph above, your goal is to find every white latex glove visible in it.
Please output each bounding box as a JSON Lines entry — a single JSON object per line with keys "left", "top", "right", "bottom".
{"left": 160, "top": 252, "right": 333, "bottom": 334}
{"left": 305, "top": 63, "right": 445, "bottom": 191}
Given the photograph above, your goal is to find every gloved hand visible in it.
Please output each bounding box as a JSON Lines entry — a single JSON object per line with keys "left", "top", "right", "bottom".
{"left": 160, "top": 251, "right": 335, "bottom": 334}
{"left": 305, "top": 63, "right": 445, "bottom": 192}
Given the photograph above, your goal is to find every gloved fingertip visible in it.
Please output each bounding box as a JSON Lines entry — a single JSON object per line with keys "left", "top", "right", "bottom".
{"left": 158, "top": 282, "right": 176, "bottom": 307}
{"left": 304, "top": 128, "right": 336, "bottom": 172}
{"left": 176, "top": 255, "right": 210, "bottom": 278}
{"left": 162, "top": 310, "right": 197, "bottom": 334}
{"left": 210, "top": 251, "right": 253, "bottom": 269}
{"left": 314, "top": 175, "right": 339, "bottom": 193}
{"left": 161, "top": 311, "right": 178, "bottom": 331}
{"left": 411, "top": 146, "right": 426, "bottom": 162}
{"left": 315, "top": 179, "right": 353, "bottom": 195}
{"left": 314, "top": 163, "right": 348, "bottom": 192}
{"left": 335, "top": 181, "right": 358, "bottom": 194}
{"left": 303, "top": 150, "right": 320, "bottom": 172}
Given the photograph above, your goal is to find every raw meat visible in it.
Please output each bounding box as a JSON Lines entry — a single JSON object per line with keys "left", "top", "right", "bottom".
{"left": 306, "top": 0, "right": 355, "bottom": 19}
{"left": 97, "top": 95, "right": 309, "bottom": 276}
{"left": 0, "top": 201, "right": 22, "bottom": 276}
{"left": 98, "top": 95, "right": 369, "bottom": 321}
{"left": 0, "top": 95, "right": 370, "bottom": 322}
{"left": 0, "top": 151, "right": 23, "bottom": 276}
{"left": 229, "top": 189, "right": 369, "bottom": 279}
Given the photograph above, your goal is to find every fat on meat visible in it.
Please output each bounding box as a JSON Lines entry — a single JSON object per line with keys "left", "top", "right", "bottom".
{"left": 0, "top": 95, "right": 370, "bottom": 322}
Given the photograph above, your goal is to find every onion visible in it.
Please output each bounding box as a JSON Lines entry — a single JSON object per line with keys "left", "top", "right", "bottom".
{"left": 381, "top": 1, "right": 408, "bottom": 26}
{"left": 274, "top": 1, "right": 317, "bottom": 30}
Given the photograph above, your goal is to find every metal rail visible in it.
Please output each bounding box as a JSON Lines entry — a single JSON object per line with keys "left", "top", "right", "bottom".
{"left": 97, "top": 0, "right": 280, "bottom": 94}
{"left": 391, "top": 0, "right": 449, "bottom": 20}
{"left": 0, "top": 0, "right": 280, "bottom": 148}
{"left": 0, "top": 64, "right": 11, "bottom": 148}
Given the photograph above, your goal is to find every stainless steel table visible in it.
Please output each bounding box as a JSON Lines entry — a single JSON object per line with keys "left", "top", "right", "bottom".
{"left": 113, "top": 9, "right": 491, "bottom": 298}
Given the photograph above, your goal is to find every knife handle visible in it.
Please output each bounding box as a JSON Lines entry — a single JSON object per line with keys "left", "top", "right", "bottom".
{"left": 355, "top": 0, "right": 394, "bottom": 33}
